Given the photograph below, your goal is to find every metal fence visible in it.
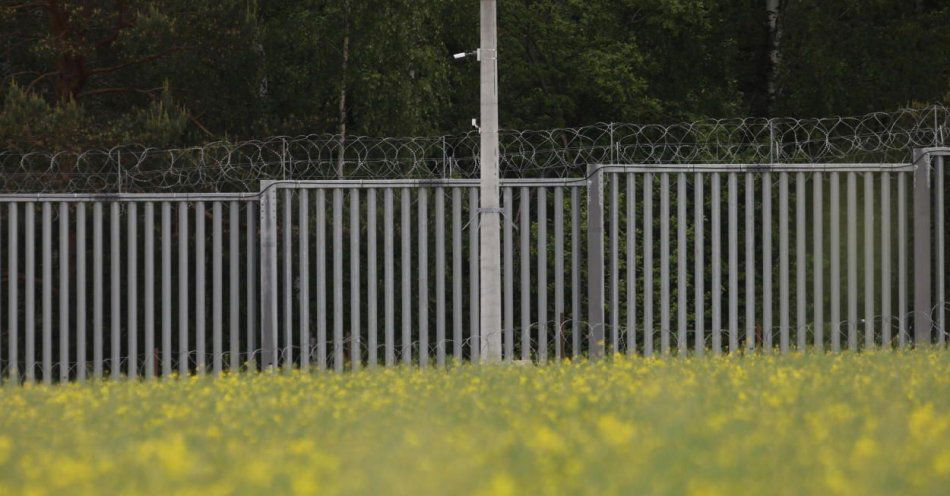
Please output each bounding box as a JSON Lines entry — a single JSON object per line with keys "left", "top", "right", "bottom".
{"left": 1, "top": 150, "right": 948, "bottom": 382}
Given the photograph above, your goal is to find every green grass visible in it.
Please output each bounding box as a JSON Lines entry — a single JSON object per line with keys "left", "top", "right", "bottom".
{"left": 0, "top": 350, "right": 948, "bottom": 495}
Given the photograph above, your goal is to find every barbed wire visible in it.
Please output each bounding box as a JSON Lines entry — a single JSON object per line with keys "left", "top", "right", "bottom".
{"left": 0, "top": 106, "right": 946, "bottom": 193}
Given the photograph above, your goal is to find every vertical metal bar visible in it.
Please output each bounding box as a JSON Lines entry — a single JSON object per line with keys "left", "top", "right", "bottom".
{"left": 195, "top": 202, "right": 205, "bottom": 375}
{"left": 42, "top": 202, "right": 52, "bottom": 382}
{"left": 864, "top": 172, "right": 875, "bottom": 348}
{"left": 368, "top": 189, "right": 378, "bottom": 367}
{"left": 503, "top": 188, "right": 514, "bottom": 360}
{"left": 26, "top": 202, "right": 36, "bottom": 381}
{"left": 627, "top": 175, "right": 637, "bottom": 355}
{"left": 246, "top": 203, "right": 257, "bottom": 369}
{"left": 912, "top": 150, "right": 932, "bottom": 346}
{"left": 161, "top": 202, "right": 171, "bottom": 376}
{"left": 452, "top": 188, "right": 463, "bottom": 360}
{"left": 554, "top": 187, "right": 564, "bottom": 360}
{"left": 400, "top": 189, "right": 411, "bottom": 364}
{"left": 520, "top": 187, "right": 531, "bottom": 360}
{"left": 60, "top": 203, "right": 70, "bottom": 381}
{"left": 538, "top": 186, "right": 548, "bottom": 361}
{"left": 92, "top": 202, "right": 101, "bottom": 379}
{"left": 178, "top": 202, "right": 188, "bottom": 375}
{"left": 8, "top": 203, "right": 18, "bottom": 380}
{"left": 796, "top": 172, "right": 806, "bottom": 350}
{"left": 881, "top": 173, "right": 891, "bottom": 347}
{"left": 283, "top": 190, "right": 293, "bottom": 370}
{"left": 694, "top": 173, "right": 705, "bottom": 355}
{"left": 937, "top": 159, "right": 945, "bottom": 346}
{"left": 230, "top": 201, "right": 240, "bottom": 370}
{"left": 143, "top": 203, "right": 153, "bottom": 379}
{"left": 351, "top": 189, "right": 362, "bottom": 369}
{"left": 728, "top": 172, "right": 739, "bottom": 353}
{"left": 847, "top": 172, "right": 858, "bottom": 350}
{"left": 259, "top": 188, "right": 278, "bottom": 370}
{"left": 571, "top": 187, "right": 581, "bottom": 357}
{"left": 660, "top": 173, "right": 671, "bottom": 355}
{"left": 610, "top": 176, "right": 620, "bottom": 354}
{"left": 434, "top": 188, "right": 444, "bottom": 366}
{"left": 589, "top": 167, "right": 606, "bottom": 359}
{"left": 334, "top": 189, "right": 345, "bottom": 371}
{"left": 813, "top": 174, "right": 824, "bottom": 350}
{"left": 417, "top": 189, "right": 427, "bottom": 367}
{"left": 384, "top": 188, "right": 395, "bottom": 366}
{"left": 898, "top": 173, "right": 908, "bottom": 347}
{"left": 643, "top": 172, "right": 653, "bottom": 356}
{"left": 678, "top": 174, "right": 688, "bottom": 356}
{"left": 779, "top": 173, "right": 790, "bottom": 354}
{"left": 469, "top": 188, "right": 480, "bottom": 361}
{"left": 213, "top": 202, "right": 223, "bottom": 374}
{"left": 317, "top": 190, "right": 328, "bottom": 369}
{"left": 110, "top": 203, "right": 121, "bottom": 379}
{"left": 711, "top": 173, "right": 721, "bottom": 355}
{"left": 746, "top": 174, "right": 756, "bottom": 351}
{"left": 830, "top": 173, "right": 841, "bottom": 352}
{"left": 762, "top": 174, "right": 773, "bottom": 350}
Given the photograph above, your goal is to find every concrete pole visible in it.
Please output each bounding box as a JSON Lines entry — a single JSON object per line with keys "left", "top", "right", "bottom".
{"left": 479, "top": 0, "right": 503, "bottom": 362}
{"left": 912, "top": 148, "right": 933, "bottom": 346}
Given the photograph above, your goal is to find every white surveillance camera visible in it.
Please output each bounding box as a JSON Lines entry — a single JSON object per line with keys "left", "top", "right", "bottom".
{"left": 453, "top": 52, "right": 468, "bottom": 60}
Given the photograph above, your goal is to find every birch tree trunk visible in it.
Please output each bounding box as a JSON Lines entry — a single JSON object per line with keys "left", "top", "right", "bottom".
{"left": 766, "top": 0, "right": 783, "bottom": 115}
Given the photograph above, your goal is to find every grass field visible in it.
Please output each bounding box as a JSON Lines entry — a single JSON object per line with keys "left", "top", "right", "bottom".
{"left": 1, "top": 351, "right": 948, "bottom": 495}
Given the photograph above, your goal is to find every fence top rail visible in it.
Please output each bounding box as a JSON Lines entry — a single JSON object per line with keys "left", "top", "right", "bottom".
{"left": 0, "top": 192, "right": 260, "bottom": 203}
{"left": 598, "top": 162, "right": 913, "bottom": 173}
{"left": 262, "top": 178, "right": 589, "bottom": 190}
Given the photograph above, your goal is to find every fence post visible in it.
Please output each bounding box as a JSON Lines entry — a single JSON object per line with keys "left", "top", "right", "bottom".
{"left": 587, "top": 164, "right": 605, "bottom": 359}
{"left": 259, "top": 181, "right": 279, "bottom": 368}
{"left": 912, "top": 148, "right": 933, "bottom": 346}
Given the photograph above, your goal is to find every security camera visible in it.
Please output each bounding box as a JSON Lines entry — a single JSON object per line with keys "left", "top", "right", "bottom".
{"left": 453, "top": 52, "right": 468, "bottom": 60}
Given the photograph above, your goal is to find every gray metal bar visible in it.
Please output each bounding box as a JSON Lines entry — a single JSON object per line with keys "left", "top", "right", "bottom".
{"left": 779, "top": 173, "right": 790, "bottom": 353}
{"left": 401, "top": 189, "right": 411, "bottom": 365}
{"left": 937, "top": 160, "right": 945, "bottom": 346}
{"left": 434, "top": 188, "right": 444, "bottom": 366}
{"left": 643, "top": 172, "right": 653, "bottom": 356}
{"left": 452, "top": 188, "right": 463, "bottom": 360}
{"left": 588, "top": 167, "right": 606, "bottom": 359}
{"left": 143, "top": 203, "right": 153, "bottom": 379}
{"left": 195, "top": 202, "right": 205, "bottom": 375}
{"left": 711, "top": 173, "right": 721, "bottom": 354}
{"left": 796, "top": 172, "right": 806, "bottom": 350}
{"left": 60, "top": 203, "right": 70, "bottom": 381}
{"left": 520, "top": 187, "right": 530, "bottom": 360}
{"left": 627, "top": 174, "right": 637, "bottom": 354}
{"left": 246, "top": 203, "right": 257, "bottom": 369}
{"left": 8, "top": 203, "right": 18, "bottom": 379}
{"left": 898, "top": 173, "right": 908, "bottom": 347}
{"left": 111, "top": 203, "right": 121, "bottom": 379}
{"left": 368, "top": 189, "right": 378, "bottom": 367}
{"left": 259, "top": 187, "right": 278, "bottom": 369}
{"left": 864, "top": 172, "right": 875, "bottom": 348}
{"left": 678, "top": 174, "right": 688, "bottom": 355}
{"left": 503, "top": 188, "right": 514, "bottom": 360}
{"left": 469, "top": 188, "right": 480, "bottom": 361}
{"left": 610, "top": 176, "right": 620, "bottom": 354}
{"left": 847, "top": 172, "right": 858, "bottom": 350}
{"left": 660, "top": 173, "right": 671, "bottom": 355}
{"left": 230, "top": 201, "right": 240, "bottom": 370}
{"left": 746, "top": 174, "right": 756, "bottom": 351}
{"left": 762, "top": 174, "right": 772, "bottom": 350}
{"left": 813, "top": 174, "right": 823, "bottom": 350}
{"left": 178, "top": 202, "right": 188, "bottom": 375}
{"left": 694, "top": 173, "right": 704, "bottom": 354}
{"left": 25, "top": 202, "right": 35, "bottom": 381}
{"left": 538, "top": 186, "right": 548, "bottom": 361}
{"left": 830, "top": 174, "right": 841, "bottom": 352}
{"left": 213, "top": 202, "right": 223, "bottom": 374}
{"left": 42, "top": 202, "right": 51, "bottom": 382}
{"left": 912, "top": 149, "right": 932, "bottom": 346}
{"left": 384, "top": 188, "right": 394, "bottom": 366}
{"left": 598, "top": 163, "right": 913, "bottom": 174}
{"left": 92, "top": 201, "right": 101, "bottom": 379}
{"left": 317, "top": 190, "right": 328, "bottom": 369}
{"left": 352, "top": 189, "right": 362, "bottom": 369}
{"left": 283, "top": 190, "right": 292, "bottom": 370}
{"left": 881, "top": 173, "right": 891, "bottom": 347}
{"left": 334, "top": 189, "right": 345, "bottom": 371}
{"left": 417, "top": 189, "right": 427, "bottom": 367}
{"left": 571, "top": 187, "right": 581, "bottom": 357}
{"left": 554, "top": 187, "right": 564, "bottom": 360}
{"left": 728, "top": 172, "right": 738, "bottom": 353}
{"left": 162, "top": 201, "right": 171, "bottom": 376}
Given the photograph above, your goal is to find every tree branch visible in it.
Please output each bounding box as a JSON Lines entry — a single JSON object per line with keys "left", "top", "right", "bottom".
{"left": 86, "top": 46, "right": 185, "bottom": 76}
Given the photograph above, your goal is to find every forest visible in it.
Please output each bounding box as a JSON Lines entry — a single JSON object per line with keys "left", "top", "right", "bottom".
{"left": 1, "top": 0, "right": 948, "bottom": 153}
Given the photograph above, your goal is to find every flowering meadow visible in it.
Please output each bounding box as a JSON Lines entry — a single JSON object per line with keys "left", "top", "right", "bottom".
{"left": 0, "top": 351, "right": 948, "bottom": 495}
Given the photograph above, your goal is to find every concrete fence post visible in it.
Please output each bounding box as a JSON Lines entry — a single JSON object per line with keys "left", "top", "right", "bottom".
{"left": 912, "top": 148, "right": 933, "bottom": 346}
{"left": 587, "top": 164, "right": 606, "bottom": 359}
{"left": 259, "top": 182, "right": 279, "bottom": 368}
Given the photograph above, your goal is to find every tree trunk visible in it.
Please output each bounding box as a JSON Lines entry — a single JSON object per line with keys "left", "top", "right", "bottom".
{"left": 765, "top": 0, "right": 783, "bottom": 115}
{"left": 337, "top": 1, "right": 350, "bottom": 178}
